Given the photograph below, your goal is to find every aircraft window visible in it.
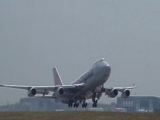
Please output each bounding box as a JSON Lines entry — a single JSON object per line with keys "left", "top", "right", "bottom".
{"left": 94, "top": 58, "right": 105, "bottom": 65}
{"left": 100, "top": 59, "right": 104, "bottom": 61}
{"left": 101, "top": 58, "right": 106, "bottom": 61}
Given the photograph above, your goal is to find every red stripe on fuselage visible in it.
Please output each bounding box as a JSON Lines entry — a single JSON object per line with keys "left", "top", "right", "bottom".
{"left": 73, "top": 79, "right": 81, "bottom": 84}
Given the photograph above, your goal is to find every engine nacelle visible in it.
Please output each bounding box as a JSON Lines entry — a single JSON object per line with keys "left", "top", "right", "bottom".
{"left": 28, "top": 88, "right": 36, "bottom": 97}
{"left": 54, "top": 87, "right": 64, "bottom": 97}
{"left": 58, "top": 87, "right": 64, "bottom": 95}
{"left": 121, "top": 89, "right": 130, "bottom": 98}
{"left": 108, "top": 89, "right": 118, "bottom": 98}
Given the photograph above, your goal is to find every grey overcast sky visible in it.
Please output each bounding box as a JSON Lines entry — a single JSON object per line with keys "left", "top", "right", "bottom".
{"left": 0, "top": 0, "right": 160, "bottom": 105}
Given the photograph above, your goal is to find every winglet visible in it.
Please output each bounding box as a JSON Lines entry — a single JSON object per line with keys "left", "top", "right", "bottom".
{"left": 132, "top": 83, "right": 137, "bottom": 88}
{"left": 53, "top": 67, "right": 63, "bottom": 85}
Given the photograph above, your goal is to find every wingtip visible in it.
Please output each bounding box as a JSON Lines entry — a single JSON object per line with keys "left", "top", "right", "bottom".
{"left": 0, "top": 84, "right": 4, "bottom": 87}
{"left": 133, "top": 83, "right": 137, "bottom": 88}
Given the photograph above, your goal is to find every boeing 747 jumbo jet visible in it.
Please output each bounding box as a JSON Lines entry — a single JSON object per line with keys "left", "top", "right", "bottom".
{"left": 0, "top": 58, "right": 136, "bottom": 108}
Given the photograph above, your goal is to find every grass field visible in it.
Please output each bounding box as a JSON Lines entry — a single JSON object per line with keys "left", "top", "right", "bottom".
{"left": 0, "top": 111, "right": 160, "bottom": 120}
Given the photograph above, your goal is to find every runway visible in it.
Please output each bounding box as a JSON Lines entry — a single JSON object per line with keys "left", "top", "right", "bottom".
{"left": 0, "top": 111, "right": 159, "bottom": 120}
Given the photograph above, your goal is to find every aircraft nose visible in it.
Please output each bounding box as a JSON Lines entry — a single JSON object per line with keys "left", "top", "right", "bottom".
{"left": 102, "top": 64, "right": 111, "bottom": 73}
{"left": 94, "top": 60, "right": 111, "bottom": 76}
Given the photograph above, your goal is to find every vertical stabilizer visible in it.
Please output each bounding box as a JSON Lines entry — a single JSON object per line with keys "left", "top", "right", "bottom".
{"left": 53, "top": 67, "right": 63, "bottom": 85}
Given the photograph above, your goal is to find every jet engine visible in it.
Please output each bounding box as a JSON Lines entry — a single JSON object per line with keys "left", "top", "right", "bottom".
{"left": 58, "top": 87, "right": 64, "bottom": 95}
{"left": 121, "top": 89, "right": 130, "bottom": 98}
{"left": 54, "top": 87, "right": 64, "bottom": 97}
{"left": 108, "top": 89, "right": 118, "bottom": 98}
{"left": 28, "top": 88, "right": 36, "bottom": 97}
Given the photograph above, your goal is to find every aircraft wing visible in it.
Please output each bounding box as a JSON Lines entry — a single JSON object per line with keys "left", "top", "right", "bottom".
{"left": 105, "top": 84, "right": 137, "bottom": 92}
{"left": 0, "top": 84, "right": 30, "bottom": 90}
{"left": 115, "top": 83, "right": 136, "bottom": 91}
{"left": 0, "top": 83, "right": 84, "bottom": 92}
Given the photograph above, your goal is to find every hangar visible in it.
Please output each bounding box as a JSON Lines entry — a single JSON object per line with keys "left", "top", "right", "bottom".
{"left": 117, "top": 96, "right": 160, "bottom": 112}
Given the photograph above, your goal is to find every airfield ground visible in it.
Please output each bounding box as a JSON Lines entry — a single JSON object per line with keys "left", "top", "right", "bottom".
{"left": 0, "top": 111, "right": 160, "bottom": 120}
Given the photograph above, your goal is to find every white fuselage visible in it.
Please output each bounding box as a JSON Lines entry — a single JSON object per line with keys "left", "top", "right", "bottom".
{"left": 71, "top": 58, "right": 111, "bottom": 100}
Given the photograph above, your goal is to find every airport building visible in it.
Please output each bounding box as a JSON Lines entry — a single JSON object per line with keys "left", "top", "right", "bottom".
{"left": 0, "top": 97, "right": 114, "bottom": 111}
{"left": 117, "top": 96, "right": 160, "bottom": 112}
{"left": 19, "top": 97, "right": 57, "bottom": 111}
{"left": 0, "top": 97, "right": 68, "bottom": 111}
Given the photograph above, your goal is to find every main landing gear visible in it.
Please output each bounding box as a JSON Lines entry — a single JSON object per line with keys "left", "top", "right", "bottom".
{"left": 68, "top": 100, "right": 79, "bottom": 108}
{"left": 73, "top": 102, "right": 79, "bottom": 108}
{"left": 82, "top": 99, "right": 87, "bottom": 108}
{"left": 68, "top": 100, "right": 73, "bottom": 108}
{"left": 92, "top": 99, "right": 97, "bottom": 108}
{"left": 92, "top": 93, "right": 98, "bottom": 108}
{"left": 68, "top": 99, "right": 87, "bottom": 108}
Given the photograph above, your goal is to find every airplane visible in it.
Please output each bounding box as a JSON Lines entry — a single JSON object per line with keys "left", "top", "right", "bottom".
{"left": 0, "top": 58, "right": 136, "bottom": 108}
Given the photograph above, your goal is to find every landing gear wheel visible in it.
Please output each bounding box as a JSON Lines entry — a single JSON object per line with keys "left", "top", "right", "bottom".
{"left": 68, "top": 100, "right": 73, "bottom": 108}
{"left": 68, "top": 103, "right": 72, "bottom": 107}
{"left": 77, "top": 103, "right": 79, "bottom": 108}
{"left": 75, "top": 103, "right": 78, "bottom": 108}
{"left": 74, "top": 104, "right": 76, "bottom": 108}
{"left": 82, "top": 104, "right": 84, "bottom": 108}
{"left": 81, "top": 97, "right": 87, "bottom": 108}
{"left": 92, "top": 94, "right": 98, "bottom": 108}
{"left": 85, "top": 103, "right": 87, "bottom": 108}
{"left": 92, "top": 103, "right": 97, "bottom": 108}
{"left": 95, "top": 103, "right": 97, "bottom": 107}
{"left": 82, "top": 103, "right": 87, "bottom": 108}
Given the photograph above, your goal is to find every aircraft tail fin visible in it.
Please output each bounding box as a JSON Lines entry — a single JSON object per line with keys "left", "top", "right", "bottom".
{"left": 53, "top": 67, "right": 63, "bottom": 85}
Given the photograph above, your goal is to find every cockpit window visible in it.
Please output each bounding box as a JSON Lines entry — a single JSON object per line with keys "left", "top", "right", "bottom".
{"left": 94, "top": 58, "right": 105, "bottom": 65}
{"left": 100, "top": 58, "right": 106, "bottom": 61}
